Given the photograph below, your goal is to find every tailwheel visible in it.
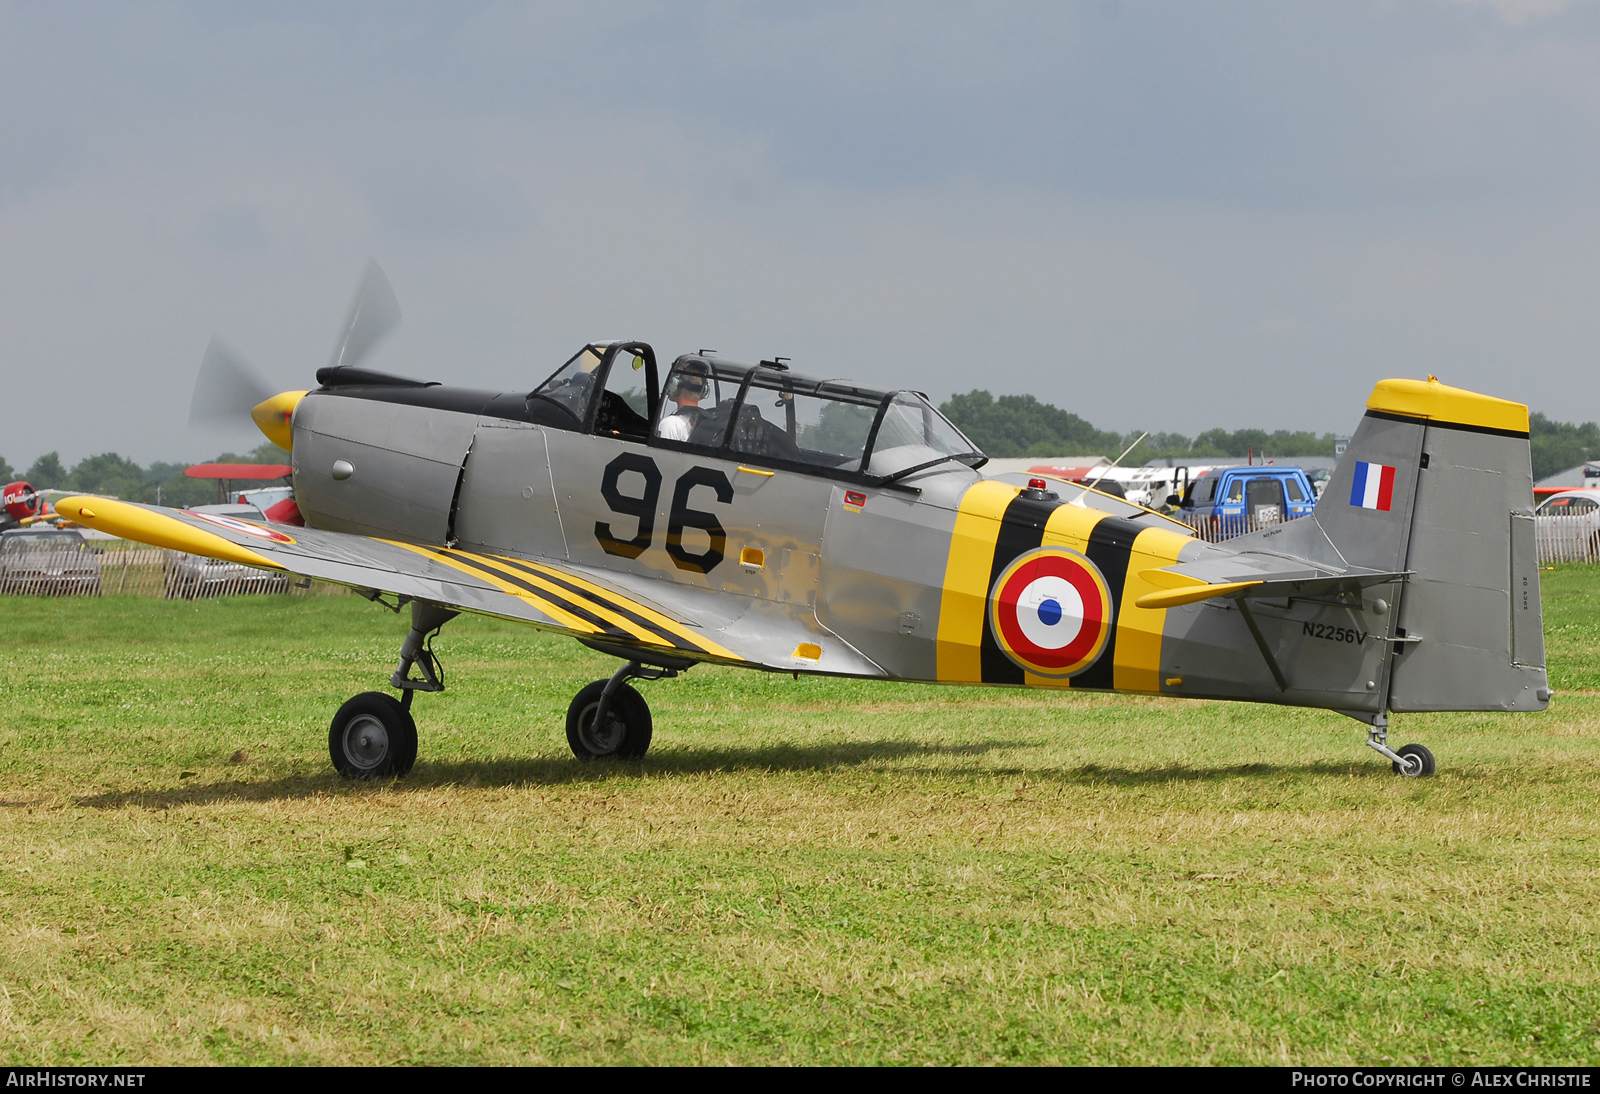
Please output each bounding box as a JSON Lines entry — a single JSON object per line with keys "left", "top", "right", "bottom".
{"left": 1364, "top": 717, "right": 1437, "bottom": 778}
{"left": 566, "top": 679, "right": 653, "bottom": 760}
{"left": 329, "top": 691, "right": 418, "bottom": 779}
{"left": 1392, "top": 742, "right": 1435, "bottom": 778}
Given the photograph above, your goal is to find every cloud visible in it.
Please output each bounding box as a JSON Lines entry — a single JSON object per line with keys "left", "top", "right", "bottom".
{"left": 5, "top": 3, "right": 1600, "bottom": 469}
{"left": 356, "top": 134, "right": 534, "bottom": 239}
{"left": 195, "top": 206, "right": 270, "bottom": 252}
{"left": 1444, "top": 0, "right": 1573, "bottom": 26}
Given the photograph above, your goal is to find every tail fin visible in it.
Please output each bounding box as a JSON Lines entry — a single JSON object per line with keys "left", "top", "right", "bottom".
{"left": 1312, "top": 379, "right": 1548, "bottom": 712}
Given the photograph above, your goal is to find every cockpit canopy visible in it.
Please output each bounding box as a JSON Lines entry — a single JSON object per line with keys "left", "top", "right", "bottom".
{"left": 530, "top": 345, "right": 985, "bottom": 485}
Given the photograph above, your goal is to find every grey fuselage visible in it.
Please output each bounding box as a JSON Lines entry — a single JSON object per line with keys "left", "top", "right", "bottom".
{"left": 286, "top": 353, "right": 1549, "bottom": 719}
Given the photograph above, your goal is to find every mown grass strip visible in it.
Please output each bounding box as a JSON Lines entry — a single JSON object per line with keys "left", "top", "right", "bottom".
{"left": 0, "top": 569, "right": 1597, "bottom": 1064}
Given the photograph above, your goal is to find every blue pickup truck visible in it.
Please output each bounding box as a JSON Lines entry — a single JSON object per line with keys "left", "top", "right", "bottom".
{"left": 1173, "top": 466, "right": 1317, "bottom": 540}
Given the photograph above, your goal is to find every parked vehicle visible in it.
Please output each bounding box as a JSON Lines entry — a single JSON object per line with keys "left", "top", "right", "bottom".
{"left": 1537, "top": 489, "right": 1600, "bottom": 515}
{"left": 1172, "top": 466, "right": 1317, "bottom": 540}
{"left": 0, "top": 528, "right": 102, "bottom": 596}
{"left": 1535, "top": 488, "right": 1600, "bottom": 562}
{"left": 163, "top": 504, "right": 293, "bottom": 599}
{"left": 1051, "top": 475, "right": 1127, "bottom": 499}
{"left": 1309, "top": 467, "right": 1332, "bottom": 499}
{"left": 164, "top": 553, "right": 293, "bottom": 599}
{"left": 1013, "top": 463, "right": 1164, "bottom": 507}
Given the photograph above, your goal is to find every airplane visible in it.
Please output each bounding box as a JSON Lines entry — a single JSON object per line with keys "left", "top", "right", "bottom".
{"left": 2, "top": 483, "right": 75, "bottom": 531}
{"left": 2, "top": 481, "right": 42, "bottom": 531}
{"left": 54, "top": 264, "right": 1549, "bottom": 781}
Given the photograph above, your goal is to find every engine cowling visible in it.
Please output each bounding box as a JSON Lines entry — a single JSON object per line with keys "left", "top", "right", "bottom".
{"left": 3, "top": 482, "right": 39, "bottom": 521}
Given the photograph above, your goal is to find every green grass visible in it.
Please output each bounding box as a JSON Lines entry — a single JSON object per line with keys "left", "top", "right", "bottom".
{"left": 3, "top": 568, "right": 1600, "bottom": 1064}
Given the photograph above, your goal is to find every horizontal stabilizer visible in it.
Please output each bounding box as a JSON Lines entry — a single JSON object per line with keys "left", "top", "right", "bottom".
{"left": 1134, "top": 566, "right": 1409, "bottom": 610}
{"left": 1135, "top": 580, "right": 1262, "bottom": 609}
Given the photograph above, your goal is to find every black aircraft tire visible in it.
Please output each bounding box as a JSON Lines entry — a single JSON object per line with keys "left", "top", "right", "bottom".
{"left": 1392, "top": 743, "right": 1435, "bottom": 778}
{"left": 329, "top": 692, "right": 418, "bottom": 779}
{"left": 566, "top": 680, "right": 653, "bottom": 761}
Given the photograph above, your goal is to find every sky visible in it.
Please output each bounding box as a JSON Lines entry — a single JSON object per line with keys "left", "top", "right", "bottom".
{"left": 4, "top": 0, "right": 1600, "bottom": 467}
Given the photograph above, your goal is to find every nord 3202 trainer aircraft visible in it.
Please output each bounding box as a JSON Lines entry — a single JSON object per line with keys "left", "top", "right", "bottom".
{"left": 58, "top": 264, "right": 1548, "bottom": 779}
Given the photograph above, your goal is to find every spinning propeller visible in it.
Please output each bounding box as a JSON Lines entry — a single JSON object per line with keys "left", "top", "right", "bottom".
{"left": 187, "top": 259, "right": 403, "bottom": 435}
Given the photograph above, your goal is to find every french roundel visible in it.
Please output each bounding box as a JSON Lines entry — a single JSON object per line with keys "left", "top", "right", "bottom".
{"left": 188, "top": 511, "right": 297, "bottom": 545}
{"left": 988, "top": 547, "right": 1113, "bottom": 678}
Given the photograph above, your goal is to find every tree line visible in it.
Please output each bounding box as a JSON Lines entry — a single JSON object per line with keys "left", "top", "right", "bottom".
{"left": 0, "top": 443, "right": 287, "bottom": 508}
{"left": 939, "top": 390, "right": 1600, "bottom": 482}
{"left": 940, "top": 390, "right": 1344, "bottom": 462}
{"left": 4, "top": 402, "right": 1597, "bottom": 500}
{"left": 1527, "top": 413, "right": 1600, "bottom": 484}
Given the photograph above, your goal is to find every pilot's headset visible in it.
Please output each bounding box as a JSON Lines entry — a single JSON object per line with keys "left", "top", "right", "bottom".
{"left": 667, "top": 362, "right": 710, "bottom": 404}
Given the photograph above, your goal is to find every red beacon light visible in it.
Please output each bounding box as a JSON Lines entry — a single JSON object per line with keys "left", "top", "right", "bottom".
{"left": 1028, "top": 478, "right": 1048, "bottom": 490}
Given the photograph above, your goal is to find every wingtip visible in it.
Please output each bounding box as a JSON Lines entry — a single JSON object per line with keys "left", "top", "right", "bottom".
{"left": 53, "top": 495, "right": 283, "bottom": 570}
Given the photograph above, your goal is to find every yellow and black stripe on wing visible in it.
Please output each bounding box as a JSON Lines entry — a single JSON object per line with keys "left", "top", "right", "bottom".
{"left": 387, "top": 542, "right": 617, "bottom": 637}
{"left": 452, "top": 551, "right": 735, "bottom": 660}
{"left": 396, "top": 544, "right": 737, "bottom": 660}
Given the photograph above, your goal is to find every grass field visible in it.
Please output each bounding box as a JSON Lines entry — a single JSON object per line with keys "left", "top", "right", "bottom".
{"left": 2, "top": 567, "right": 1600, "bottom": 1065}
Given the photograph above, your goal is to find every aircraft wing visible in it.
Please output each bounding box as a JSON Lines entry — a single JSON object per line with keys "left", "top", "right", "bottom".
{"left": 54, "top": 495, "right": 882, "bottom": 676}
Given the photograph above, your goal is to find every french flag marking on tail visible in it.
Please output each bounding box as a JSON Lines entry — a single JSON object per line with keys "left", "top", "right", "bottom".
{"left": 1349, "top": 461, "right": 1397, "bottom": 512}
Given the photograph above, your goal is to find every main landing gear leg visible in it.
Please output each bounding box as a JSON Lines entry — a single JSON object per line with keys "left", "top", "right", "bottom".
{"left": 1362, "top": 713, "right": 1436, "bottom": 778}
{"left": 390, "top": 602, "right": 459, "bottom": 705}
{"left": 328, "top": 601, "right": 457, "bottom": 780}
{"left": 566, "top": 660, "right": 676, "bottom": 761}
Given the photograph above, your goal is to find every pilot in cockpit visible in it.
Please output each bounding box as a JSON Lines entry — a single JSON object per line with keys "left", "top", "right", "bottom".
{"left": 655, "top": 360, "right": 710, "bottom": 442}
